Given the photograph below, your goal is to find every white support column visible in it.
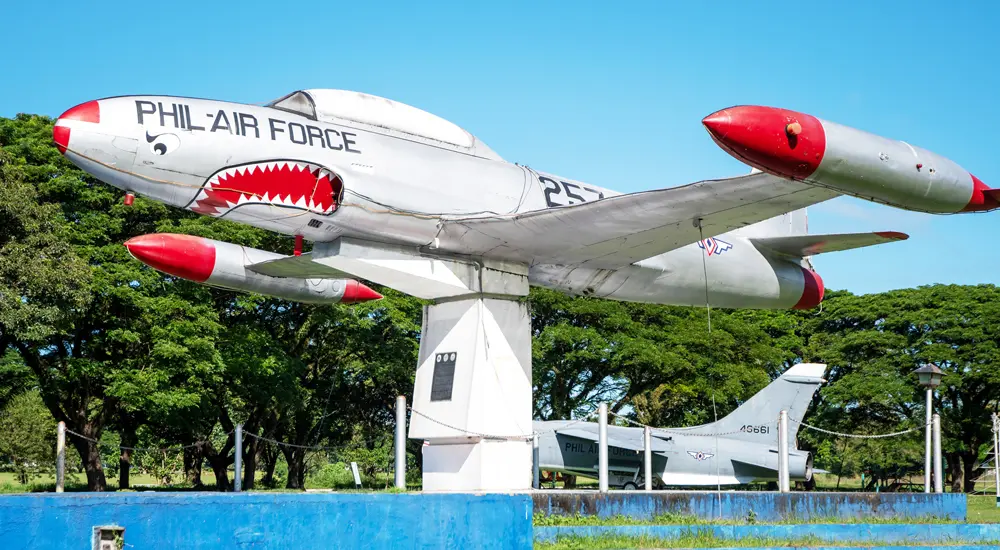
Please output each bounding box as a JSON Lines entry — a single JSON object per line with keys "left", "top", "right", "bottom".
{"left": 233, "top": 424, "right": 242, "bottom": 493}
{"left": 643, "top": 426, "right": 652, "bottom": 492}
{"left": 532, "top": 434, "right": 540, "bottom": 490}
{"left": 925, "top": 388, "right": 932, "bottom": 494}
{"left": 405, "top": 258, "right": 533, "bottom": 492}
{"left": 778, "top": 410, "right": 790, "bottom": 493}
{"left": 56, "top": 421, "right": 65, "bottom": 493}
{"left": 395, "top": 396, "right": 407, "bottom": 490}
{"left": 314, "top": 239, "right": 535, "bottom": 492}
{"left": 933, "top": 413, "right": 943, "bottom": 494}
{"left": 598, "top": 403, "right": 609, "bottom": 493}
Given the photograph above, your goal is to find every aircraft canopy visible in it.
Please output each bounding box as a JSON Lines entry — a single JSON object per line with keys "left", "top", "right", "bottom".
{"left": 267, "top": 89, "right": 500, "bottom": 159}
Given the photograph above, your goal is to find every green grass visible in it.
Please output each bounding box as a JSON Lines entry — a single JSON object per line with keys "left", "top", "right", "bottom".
{"left": 967, "top": 495, "right": 1000, "bottom": 523}
{"left": 535, "top": 534, "right": 1000, "bottom": 549}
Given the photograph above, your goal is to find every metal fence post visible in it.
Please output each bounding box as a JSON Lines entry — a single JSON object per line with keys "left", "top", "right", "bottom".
{"left": 933, "top": 414, "right": 943, "bottom": 493}
{"left": 598, "top": 403, "right": 608, "bottom": 493}
{"left": 234, "top": 424, "right": 243, "bottom": 492}
{"left": 532, "top": 434, "right": 540, "bottom": 489}
{"left": 56, "top": 421, "right": 65, "bottom": 493}
{"left": 778, "top": 410, "right": 790, "bottom": 493}
{"left": 395, "top": 396, "right": 407, "bottom": 489}
{"left": 643, "top": 426, "right": 652, "bottom": 492}
{"left": 925, "top": 388, "right": 932, "bottom": 493}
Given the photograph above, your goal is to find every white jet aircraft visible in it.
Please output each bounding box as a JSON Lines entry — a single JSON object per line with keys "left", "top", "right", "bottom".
{"left": 52, "top": 90, "right": 996, "bottom": 491}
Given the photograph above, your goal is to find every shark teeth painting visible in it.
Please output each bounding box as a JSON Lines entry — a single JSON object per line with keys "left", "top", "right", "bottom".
{"left": 187, "top": 160, "right": 342, "bottom": 217}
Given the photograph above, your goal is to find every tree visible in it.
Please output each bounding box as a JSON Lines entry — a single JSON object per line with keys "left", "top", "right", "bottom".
{"left": 0, "top": 390, "right": 56, "bottom": 483}
{"left": 0, "top": 115, "right": 227, "bottom": 490}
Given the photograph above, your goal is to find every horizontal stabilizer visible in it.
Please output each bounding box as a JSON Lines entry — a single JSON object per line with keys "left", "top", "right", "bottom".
{"left": 751, "top": 231, "right": 908, "bottom": 258}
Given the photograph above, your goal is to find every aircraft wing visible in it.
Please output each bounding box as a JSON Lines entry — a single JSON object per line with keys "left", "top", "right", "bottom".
{"left": 555, "top": 428, "right": 672, "bottom": 453}
{"left": 435, "top": 172, "right": 841, "bottom": 269}
{"left": 750, "top": 231, "right": 909, "bottom": 258}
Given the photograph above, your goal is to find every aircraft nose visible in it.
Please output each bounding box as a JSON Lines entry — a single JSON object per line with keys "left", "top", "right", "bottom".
{"left": 53, "top": 100, "right": 101, "bottom": 154}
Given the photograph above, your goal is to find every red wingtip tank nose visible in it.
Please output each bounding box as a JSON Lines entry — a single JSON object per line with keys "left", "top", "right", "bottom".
{"left": 961, "top": 175, "right": 1000, "bottom": 212}
{"left": 52, "top": 100, "right": 100, "bottom": 155}
{"left": 702, "top": 106, "right": 827, "bottom": 180}
{"left": 124, "top": 234, "right": 216, "bottom": 283}
{"left": 341, "top": 280, "right": 383, "bottom": 303}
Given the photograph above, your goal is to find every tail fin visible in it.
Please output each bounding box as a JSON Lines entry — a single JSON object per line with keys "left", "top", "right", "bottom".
{"left": 678, "top": 363, "right": 827, "bottom": 443}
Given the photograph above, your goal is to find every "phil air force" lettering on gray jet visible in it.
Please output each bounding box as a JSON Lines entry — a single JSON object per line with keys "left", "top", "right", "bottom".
{"left": 134, "top": 101, "right": 362, "bottom": 153}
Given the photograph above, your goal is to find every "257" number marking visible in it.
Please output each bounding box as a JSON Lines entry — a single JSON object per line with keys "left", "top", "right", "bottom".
{"left": 540, "top": 176, "right": 604, "bottom": 207}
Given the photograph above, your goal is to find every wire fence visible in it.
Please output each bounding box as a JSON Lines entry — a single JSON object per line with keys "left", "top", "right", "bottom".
{"left": 50, "top": 400, "right": 948, "bottom": 494}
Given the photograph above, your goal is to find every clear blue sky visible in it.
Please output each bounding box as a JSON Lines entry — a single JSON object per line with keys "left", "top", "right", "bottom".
{"left": 1, "top": 1, "right": 996, "bottom": 294}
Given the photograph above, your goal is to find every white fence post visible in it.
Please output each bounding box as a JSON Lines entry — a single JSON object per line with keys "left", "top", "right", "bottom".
{"left": 643, "top": 426, "right": 652, "bottom": 492}
{"left": 598, "top": 403, "right": 608, "bottom": 493}
{"left": 56, "top": 421, "right": 65, "bottom": 493}
{"left": 778, "top": 410, "right": 790, "bottom": 493}
{"left": 233, "top": 424, "right": 242, "bottom": 492}
{"left": 395, "top": 396, "right": 407, "bottom": 489}
{"left": 993, "top": 413, "right": 999, "bottom": 507}
{"left": 933, "top": 414, "right": 943, "bottom": 494}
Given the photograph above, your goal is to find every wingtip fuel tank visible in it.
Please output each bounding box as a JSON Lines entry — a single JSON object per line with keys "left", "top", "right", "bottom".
{"left": 703, "top": 105, "right": 999, "bottom": 214}
{"left": 124, "top": 233, "right": 381, "bottom": 304}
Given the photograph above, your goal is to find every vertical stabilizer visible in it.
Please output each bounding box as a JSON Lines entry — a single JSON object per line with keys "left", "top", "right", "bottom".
{"left": 676, "top": 363, "right": 827, "bottom": 443}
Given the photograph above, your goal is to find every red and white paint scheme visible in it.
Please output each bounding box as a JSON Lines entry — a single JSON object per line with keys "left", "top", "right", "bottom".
{"left": 702, "top": 106, "right": 999, "bottom": 214}
{"left": 54, "top": 90, "right": 992, "bottom": 492}
{"left": 124, "top": 233, "right": 380, "bottom": 304}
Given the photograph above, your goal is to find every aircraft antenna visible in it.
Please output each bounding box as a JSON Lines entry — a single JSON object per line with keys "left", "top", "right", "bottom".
{"left": 695, "top": 219, "right": 712, "bottom": 333}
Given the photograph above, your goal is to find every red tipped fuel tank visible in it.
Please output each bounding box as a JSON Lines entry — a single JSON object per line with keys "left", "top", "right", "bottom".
{"left": 703, "top": 106, "right": 998, "bottom": 214}
{"left": 124, "top": 233, "right": 381, "bottom": 304}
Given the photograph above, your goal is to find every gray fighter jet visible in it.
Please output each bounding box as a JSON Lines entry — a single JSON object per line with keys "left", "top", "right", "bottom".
{"left": 535, "top": 363, "right": 826, "bottom": 489}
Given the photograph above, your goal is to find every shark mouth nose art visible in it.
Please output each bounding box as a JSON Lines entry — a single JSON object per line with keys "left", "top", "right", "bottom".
{"left": 187, "top": 160, "right": 343, "bottom": 217}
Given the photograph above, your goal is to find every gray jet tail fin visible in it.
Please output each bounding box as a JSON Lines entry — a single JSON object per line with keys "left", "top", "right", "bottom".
{"left": 675, "top": 363, "right": 827, "bottom": 444}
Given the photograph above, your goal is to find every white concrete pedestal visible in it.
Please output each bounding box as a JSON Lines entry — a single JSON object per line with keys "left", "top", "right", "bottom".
{"left": 410, "top": 297, "right": 533, "bottom": 492}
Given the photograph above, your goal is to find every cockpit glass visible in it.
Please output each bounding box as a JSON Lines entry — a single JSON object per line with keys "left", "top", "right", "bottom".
{"left": 266, "top": 91, "right": 317, "bottom": 120}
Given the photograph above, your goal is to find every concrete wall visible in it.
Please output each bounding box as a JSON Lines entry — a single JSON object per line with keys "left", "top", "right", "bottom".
{"left": 0, "top": 492, "right": 533, "bottom": 550}
{"left": 533, "top": 491, "right": 967, "bottom": 521}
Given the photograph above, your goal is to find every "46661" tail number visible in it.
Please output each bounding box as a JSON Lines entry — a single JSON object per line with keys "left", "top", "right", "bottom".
{"left": 740, "top": 424, "right": 770, "bottom": 435}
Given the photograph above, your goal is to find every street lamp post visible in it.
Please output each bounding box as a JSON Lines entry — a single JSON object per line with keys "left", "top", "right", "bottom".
{"left": 913, "top": 364, "right": 944, "bottom": 494}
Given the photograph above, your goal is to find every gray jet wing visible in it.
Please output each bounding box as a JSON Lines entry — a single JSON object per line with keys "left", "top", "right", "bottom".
{"left": 434, "top": 172, "right": 839, "bottom": 269}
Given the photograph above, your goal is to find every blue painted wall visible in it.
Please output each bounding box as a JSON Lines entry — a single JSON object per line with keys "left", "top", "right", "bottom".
{"left": 534, "top": 491, "right": 966, "bottom": 521}
{"left": 0, "top": 492, "right": 533, "bottom": 550}
{"left": 535, "top": 524, "right": 1000, "bottom": 544}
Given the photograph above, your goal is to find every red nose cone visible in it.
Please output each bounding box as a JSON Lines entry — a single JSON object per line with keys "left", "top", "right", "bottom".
{"left": 57, "top": 100, "right": 100, "bottom": 124}
{"left": 52, "top": 101, "right": 99, "bottom": 155}
{"left": 124, "top": 234, "right": 216, "bottom": 283}
{"left": 703, "top": 106, "right": 827, "bottom": 180}
{"left": 341, "top": 280, "right": 383, "bottom": 303}
{"left": 793, "top": 267, "right": 824, "bottom": 310}
{"left": 53, "top": 125, "right": 70, "bottom": 155}
{"left": 960, "top": 175, "right": 1000, "bottom": 212}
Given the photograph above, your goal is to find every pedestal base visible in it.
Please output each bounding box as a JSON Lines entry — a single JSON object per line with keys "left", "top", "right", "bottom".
{"left": 409, "top": 296, "right": 532, "bottom": 492}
